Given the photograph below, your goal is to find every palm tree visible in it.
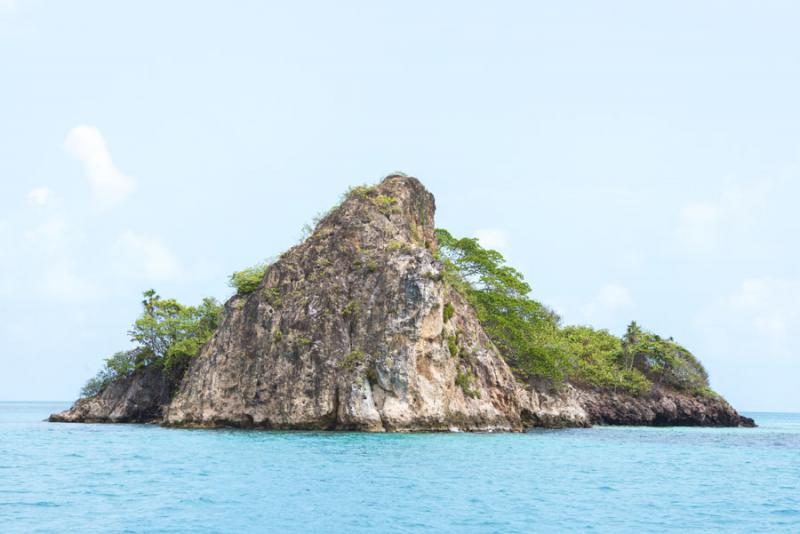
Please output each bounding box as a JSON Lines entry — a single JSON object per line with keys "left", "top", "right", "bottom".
{"left": 622, "top": 321, "right": 642, "bottom": 372}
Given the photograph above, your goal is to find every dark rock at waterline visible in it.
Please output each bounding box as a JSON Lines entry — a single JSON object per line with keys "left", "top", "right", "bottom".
{"left": 576, "top": 387, "right": 756, "bottom": 428}
{"left": 49, "top": 366, "right": 168, "bottom": 423}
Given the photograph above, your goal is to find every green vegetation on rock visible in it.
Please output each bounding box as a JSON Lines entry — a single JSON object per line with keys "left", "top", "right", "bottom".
{"left": 560, "top": 326, "right": 650, "bottom": 394}
{"left": 229, "top": 261, "right": 269, "bottom": 294}
{"left": 130, "top": 290, "right": 223, "bottom": 374}
{"left": 443, "top": 302, "right": 455, "bottom": 323}
{"left": 78, "top": 180, "right": 714, "bottom": 405}
{"left": 455, "top": 369, "right": 480, "bottom": 398}
{"left": 340, "top": 349, "right": 366, "bottom": 370}
{"left": 80, "top": 290, "right": 223, "bottom": 398}
{"left": 262, "top": 287, "right": 282, "bottom": 307}
{"left": 447, "top": 334, "right": 459, "bottom": 358}
{"left": 80, "top": 349, "right": 139, "bottom": 397}
{"left": 621, "top": 322, "right": 709, "bottom": 392}
{"left": 436, "top": 228, "right": 568, "bottom": 381}
{"left": 436, "top": 229, "right": 711, "bottom": 396}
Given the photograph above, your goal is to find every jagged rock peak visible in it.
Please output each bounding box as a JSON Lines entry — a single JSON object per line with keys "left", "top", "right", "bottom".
{"left": 161, "top": 173, "right": 525, "bottom": 431}
{"left": 304, "top": 174, "right": 437, "bottom": 252}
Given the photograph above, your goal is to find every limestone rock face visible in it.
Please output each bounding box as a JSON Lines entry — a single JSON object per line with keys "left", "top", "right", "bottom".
{"left": 164, "top": 176, "right": 524, "bottom": 431}
{"left": 518, "top": 384, "right": 592, "bottom": 428}
{"left": 49, "top": 366, "right": 169, "bottom": 423}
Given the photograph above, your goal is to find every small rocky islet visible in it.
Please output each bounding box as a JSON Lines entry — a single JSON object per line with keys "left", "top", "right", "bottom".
{"left": 51, "top": 175, "right": 755, "bottom": 431}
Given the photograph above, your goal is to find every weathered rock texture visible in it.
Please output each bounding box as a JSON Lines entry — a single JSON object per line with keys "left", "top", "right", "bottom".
{"left": 50, "top": 175, "right": 754, "bottom": 430}
{"left": 49, "top": 366, "right": 169, "bottom": 423}
{"left": 164, "top": 176, "right": 523, "bottom": 431}
{"left": 578, "top": 387, "right": 755, "bottom": 427}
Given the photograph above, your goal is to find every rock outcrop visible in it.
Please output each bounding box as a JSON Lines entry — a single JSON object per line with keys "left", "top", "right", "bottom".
{"left": 164, "top": 176, "right": 523, "bottom": 431}
{"left": 577, "top": 387, "right": 756, "bottom": 427}
{"left": 50, "top": 175, "right": 754, "bottom": 430}
{"left": 49, "top": 366, "right": 169, "bottom": 423}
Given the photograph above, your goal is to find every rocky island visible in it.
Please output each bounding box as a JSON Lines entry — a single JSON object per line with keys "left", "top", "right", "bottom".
{"left": 50, "top": 175, "right": 755, "bottom": 430}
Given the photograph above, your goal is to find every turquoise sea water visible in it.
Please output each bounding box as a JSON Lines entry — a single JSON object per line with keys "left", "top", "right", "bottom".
{"left": 1, "top": 403, "right": 798, "bottom": 533}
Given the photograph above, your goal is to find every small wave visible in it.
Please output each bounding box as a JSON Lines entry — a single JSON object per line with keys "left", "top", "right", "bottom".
{"left": 770, "top": 509, "right": 800, "bottom": 516}
{"left": 0, "top": 501, "right": 60, "bottom": 508}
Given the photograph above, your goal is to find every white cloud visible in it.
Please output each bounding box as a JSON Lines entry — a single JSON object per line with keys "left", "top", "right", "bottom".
{"left": 41, "top": 260, "right": 99, "bottom": 300}
{"left": 0, "top": 220, "right": 10, "bottom": 295}
{"left": 695, "top": 277, "right": 800, "bottom": 364}
{"left": 112, "top": 231, "right": 181, "bottom": 280}
{"left": 64, "top": 125, "right": 135, "bottom": 209}
{"left": 474, "top": 229, "right": 509, "bottom": 252}
{"left": 28, "top": 186, "right": 55, "bottom": 207}
{"left": 21, "top": 215, "right": 99, "bottom": 300}
{"left": 692, "top": 277, "right": 800, "bottom": 410}
{"left": 581, "top": 284, "right": 634, "bottom": 322}
{"left": 24, "top": 216, "right": 71, "bottom": 253}
{"left": 677, "top": 180, "right": 769, "bottom": 253}
{"left": 725, "top": 278, "right": 800, "bottom": 341}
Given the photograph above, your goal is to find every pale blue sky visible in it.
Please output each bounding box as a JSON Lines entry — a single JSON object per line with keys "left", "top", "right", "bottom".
{"left": 1, "top": 1, "right": 798, "bottom": 410}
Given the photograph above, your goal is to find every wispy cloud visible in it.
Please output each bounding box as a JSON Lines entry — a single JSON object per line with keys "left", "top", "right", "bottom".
{"left": 693, "top": 276, "right": 800, "bottom": 410}
{"left": 112, "top": 231, "right": 182, "bottom": 280}
{"left": 676, "top": 180, "right": 770, "bottom": 253}
{"left": 41, "top": 260, "right": 99, "bottom": 300}
{"left": 22, "top": 214, "right": 99, "bottom": 300}
{"left": 725, "top": 278, "right": 800, "bottom": 342}
{"left": 28, "top": 187, "right": 56, "bottom": 207}
{"left": 695, "top": 276, "right": 800, "bottom": 362}
{"left": 64, "top": 125, "right": 135, "bottom": 209}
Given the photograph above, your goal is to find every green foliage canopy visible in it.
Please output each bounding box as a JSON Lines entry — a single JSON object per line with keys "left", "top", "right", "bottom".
{"left": 228, "top": 262, "right": 269, "bottom": 294}
{"left": 129, "top": 290, "right": 223, "bottom": 373}
{"left": 436, "top": 229, "right": 710, "bottom": 396}
{"left": 435, "top": 229, "right": 568, "bottom": 380}
{"left": 624, "top": 325, "right": 710, "bottom": 392}
{"left": 560, "top": 326, "right": 650, "bottom": 394}
{"left": 80, "top": 349, "right": 139, "bottom": 398}
{"left": 81, "top": 290, "right": 222, "bottom": 398}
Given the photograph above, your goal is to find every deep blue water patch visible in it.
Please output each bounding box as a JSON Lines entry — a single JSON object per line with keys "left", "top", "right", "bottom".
{"left": 1, "top": 403, "right": 798, "bottom": 533}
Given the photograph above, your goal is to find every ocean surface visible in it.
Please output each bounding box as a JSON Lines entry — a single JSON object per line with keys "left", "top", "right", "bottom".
{"left": 0, "top": 403, "right": 798, "bottom": 533}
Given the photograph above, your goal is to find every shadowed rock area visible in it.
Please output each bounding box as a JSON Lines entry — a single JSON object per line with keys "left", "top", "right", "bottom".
{"left": 49, "top": 366, "right": 169, "bottom": 423}
{"left": 50, "top": 175, "right": 754, "bottom": 430}
{"left": 578, "top": 387, "right": 755, "bottom": 427}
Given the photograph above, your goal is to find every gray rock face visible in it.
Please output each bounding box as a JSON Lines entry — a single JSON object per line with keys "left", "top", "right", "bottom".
{"left": 165, "top": 176, "right": 524, "bottom": 431}
{"left": 50, "top": 175, "right": 754, "bottom": 430}
{"left": 49, "top": 366, "right": 169, "bottom": 423}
